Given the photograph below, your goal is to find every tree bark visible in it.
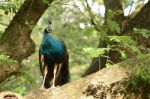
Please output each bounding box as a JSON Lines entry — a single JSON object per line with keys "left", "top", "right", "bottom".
{"left": 24, "top": 54, "right": 150, "bottom": 99}
{"left": 0, "top": 62, "right": 20, "bottom": 84}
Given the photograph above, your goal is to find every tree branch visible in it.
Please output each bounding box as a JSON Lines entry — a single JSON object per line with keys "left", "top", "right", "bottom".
{"left": 0, "top": 0, "right": 54, "bottom": 62}
{"left": 56, "top": 2, "right": 90, "bottom": 21}
{"left": 84, "top": 0, "right": 101, "bottom": 32}
{"left": 0, "top": 62, "right": 20, "bottom": 84}
{"left": 0, "top": 0, "right": 54, "bottom": 84}
{"left": 24, "top": 54, "right": 150, "bottom": 99}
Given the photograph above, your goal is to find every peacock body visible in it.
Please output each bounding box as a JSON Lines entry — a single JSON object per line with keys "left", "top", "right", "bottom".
{"left": 39, "top": 24, "right": 70, "bottom": 88}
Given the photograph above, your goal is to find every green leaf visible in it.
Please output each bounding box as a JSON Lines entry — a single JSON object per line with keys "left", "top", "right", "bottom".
{"left": 0, "top": 54, "right": 17, "bottom": 64}
{"left": 108, "top": 36, "right": 140, "bottom": 53}
{"left": 14, "top": 86, "right": 25, "bottom": 95}
{"left": 106, "top": 60, "right": 113, "bottom": 68}
{"left": 133, "top": 65, "right": 150, "bottom": 84}
{"left": 25, "top": 20, "right": 34, "bottom": 30}
{"left": 118, "top": 50, "right": 128, "bottom": 60}
{"left": 83, "top": 47, "right": 110, "bottom": 58}
{"left": 42, "top": 0, "right": 50, "bottom": 5}
{"left": 106, "top": 19, "right": 120, "bottom": 33}
{"left": 133, "top": 28, "right": 150, "bottom": 38}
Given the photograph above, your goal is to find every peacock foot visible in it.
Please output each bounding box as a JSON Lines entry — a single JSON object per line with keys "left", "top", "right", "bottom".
{"left": 49, "top": 85, "right": 60, "bottom": 95}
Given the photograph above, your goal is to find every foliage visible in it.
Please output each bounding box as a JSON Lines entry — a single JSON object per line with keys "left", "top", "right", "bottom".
{"left": 134, "top": 66, "right": 150, "bottom": 84}
{"left": 14, "top": 86, "right": 25, "bottom": 95}
{"left": 0, "top": 60, "right": 40, "bottom": 95}
{"left": 0, "top": 54, "right": 16, "bottom": 64}
{"left": 83, "top": 35, "right": 140, "bottom": 62}
{"left": 127, "top": 54, "right": 150, "bottom": 91}
{"left": 0, "top": 0, "right": 24, "bottom": 36}
{"left": 0, "top": 0, "right": 24, "bottom": 15}
{"left": 42, "top": 0, "right": 50, "bottom": 5}
{"left": 82, "top": 32, "right": 141, "bottom": 68}
{"left": 25, "top": 20, "right": 34, "bottom": 30}
{"left": 127, "top": 65, "right": 150, "bottom": 91}
{"left": 133, "top": 28, "right": 150, "bottom": 39}
{"left": 0, "top": 31, "right": 3, "bottom": 38}
{"left": 106, "top": 19, "right": 121, "bottom": 33}
{"left": 83, "top": 47, "right": 110, "bottom": 58}
{"left": 108, "top": 36, "right": 140, "bottom": 53}
{"left": 119, "top": 50, "right": 128, "bottom": 59}
{"left": 0, "top": 1, "right": 16, "bottom": 14}
{"left": 105, "top": 9, "right": 121, "bottom": 34}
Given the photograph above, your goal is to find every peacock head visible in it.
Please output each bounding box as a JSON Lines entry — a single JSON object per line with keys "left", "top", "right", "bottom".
{"left": 44, "top": 21, "right": 52, "bottom": 34}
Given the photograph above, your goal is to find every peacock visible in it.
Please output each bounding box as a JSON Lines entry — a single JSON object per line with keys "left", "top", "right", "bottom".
{"left": 39, "top": 22, "right": 70, "bottom": 89}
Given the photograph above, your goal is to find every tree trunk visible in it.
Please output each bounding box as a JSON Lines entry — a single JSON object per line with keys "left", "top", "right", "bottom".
{"left": 0, "top": 0, "right": 54, "bottom": 84}
{"left": 23, "top": 54, "right": 150, "bottom": 99}
{"left": 83, "top": 0, "right": 150, "bottom": 77}
{"left": 83, "top": 0, "right": 125, "bottom": 76}
{"left": 124, "top": 1, "right": 150, "bottom": 32}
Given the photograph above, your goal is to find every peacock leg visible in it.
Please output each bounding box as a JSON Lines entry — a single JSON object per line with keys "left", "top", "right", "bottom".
{"left": 51, "top": 64, "right": 57, "bottom": 88}
{"left": 40, "top": 54, "right": 45, "bottom": 76}
{"left": 56, "top": 63, "right": 62, "bottom": 79}
{"left": 51, "top": 63, "right": 62, "bottom": 88}
{"left": 42, "top": 65, "right": 48, "bottom": 88}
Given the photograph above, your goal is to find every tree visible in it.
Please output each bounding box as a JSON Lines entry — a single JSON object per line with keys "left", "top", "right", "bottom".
{"left": 0, "top": 0, "right": 149, "bottom": 98}
{"left": 83, "top": 0, "right": 150, "bottom": 76}
{"left": 0, "top": 0, "right": 54, "bottom": 84}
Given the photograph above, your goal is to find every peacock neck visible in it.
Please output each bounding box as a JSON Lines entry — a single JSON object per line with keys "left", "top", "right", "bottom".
{"left": 44, "top": 32, "right": 52, "bottom": 38}
{"left": 43, "top": 32, "right": 60, "bottom": 45}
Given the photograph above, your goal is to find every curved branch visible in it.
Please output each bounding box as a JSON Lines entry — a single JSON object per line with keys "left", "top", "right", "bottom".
{"left": 0, "top": 0, "right": 54, "bottom": 62}
{"left": 24, "top": 54, "right": 150, "bottom": 99}
{"left": 84, "top": 0, "right": 101, "bottom": 32}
